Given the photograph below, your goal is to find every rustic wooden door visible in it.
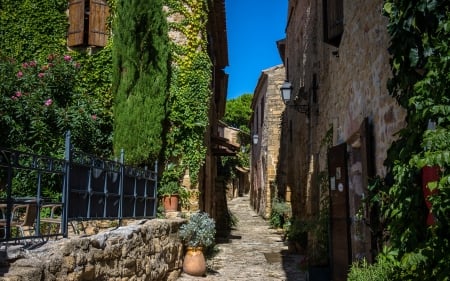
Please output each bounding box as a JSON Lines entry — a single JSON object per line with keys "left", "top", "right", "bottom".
{"left": 328, "top": 142, "right": 351, "bottom": 281}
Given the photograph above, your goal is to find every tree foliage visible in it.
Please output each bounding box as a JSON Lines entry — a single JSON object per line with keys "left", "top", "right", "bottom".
{"left": 223, "top": 93, "right": 253, "bottom": 133}
{"left": 112, "top": 0, "right": 169, "bottom": 166}
{"left": 219, "top": 93, "right": 253, "bottom": 180}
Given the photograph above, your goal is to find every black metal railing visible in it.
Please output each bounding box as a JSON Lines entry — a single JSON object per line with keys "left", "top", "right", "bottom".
{"left": 0, "top": 131, "right": 158, "bottom": 242}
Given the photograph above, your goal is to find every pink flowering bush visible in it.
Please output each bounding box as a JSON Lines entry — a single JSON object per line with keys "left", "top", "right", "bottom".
{"left": 0, "top": 54, "right": 106, "bottom": 157}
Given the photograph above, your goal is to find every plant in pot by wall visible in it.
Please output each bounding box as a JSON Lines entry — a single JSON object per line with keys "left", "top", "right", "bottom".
{"left": 179, "top": 212, "right": 216, "bottom": 276}
{"left": 159, "top": 162, "right": 191, "bottom": 213}
{"left": 158, "top": 181, "right": 183, "bottom": 212}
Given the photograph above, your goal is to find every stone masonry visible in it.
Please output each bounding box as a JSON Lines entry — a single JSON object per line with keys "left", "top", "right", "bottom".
{"left": 0, "top": 219, "right": 184, "bottom": 281}
{"left": 251, "top": 65, "right": 287, "bottom": 219}
{"left": 277, "top": 0, "right": 407, "bottom": 279}
{"left": 177, "top": 195, "right": 306, "bottom": 281}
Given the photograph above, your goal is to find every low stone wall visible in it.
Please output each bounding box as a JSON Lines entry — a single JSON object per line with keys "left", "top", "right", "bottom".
{"left": 0, "top": 219, "right": 185, "bottom": 281}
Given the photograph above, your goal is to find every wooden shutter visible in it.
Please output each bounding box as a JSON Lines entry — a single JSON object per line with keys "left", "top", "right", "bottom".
{"left": 88, "top": 0, "right": 109, "bottom": 47}
{"left": 323, "top": 0, "right": 344, "bottom": 47}
{"left": 68, "top": 0, "right": 85, "bottom": 47}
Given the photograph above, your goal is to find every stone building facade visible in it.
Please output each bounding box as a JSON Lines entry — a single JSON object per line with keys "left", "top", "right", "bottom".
{"left": 166, "top": 0, "right": 230, "bottom": 233}
{"left": 250, "top": 65, "right": 286, "bottom": 219}
{"left": 273, "top": 0, "right": 406, "bottom": 280}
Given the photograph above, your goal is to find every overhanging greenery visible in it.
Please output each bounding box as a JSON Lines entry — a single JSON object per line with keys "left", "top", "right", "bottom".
{"left": 366, "top": 1, "right": 450, "bottom": 279}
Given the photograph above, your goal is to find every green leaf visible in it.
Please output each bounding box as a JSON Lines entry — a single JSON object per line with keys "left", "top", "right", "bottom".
{"left": 409, "top": 48, "right": 419, "bottom": 67}
{"left": 427, "top": 0, "right": 438, "bottom": 11}
{"left": 383, "top": 2, "right": 392, "bottom": 15}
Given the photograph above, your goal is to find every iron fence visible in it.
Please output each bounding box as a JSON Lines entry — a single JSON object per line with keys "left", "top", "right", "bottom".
{"left": 0, "top": 131, "right": 158, "bottom": 242}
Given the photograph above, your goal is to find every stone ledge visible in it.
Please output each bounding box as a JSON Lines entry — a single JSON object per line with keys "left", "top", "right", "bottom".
{"left": 0, "top": 219, "right": 186, "bottom": 281}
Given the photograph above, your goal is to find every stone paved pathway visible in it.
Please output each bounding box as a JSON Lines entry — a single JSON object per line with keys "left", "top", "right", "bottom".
{"left": 177, "top": 195, "right": 306, "bottom": 281}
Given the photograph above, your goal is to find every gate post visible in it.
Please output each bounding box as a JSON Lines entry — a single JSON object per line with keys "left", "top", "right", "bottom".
{"left": 62, "top": 131, "right": 71, "bottom": 238}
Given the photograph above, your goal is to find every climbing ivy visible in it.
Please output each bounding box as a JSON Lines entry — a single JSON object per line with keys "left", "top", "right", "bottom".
{"left": 370, "top": 1, "right": 450, "bottom": 279}
{"left": 0, "top": 0, "right": 68, "bottom": 62}
{"left": 0, "top": 0, "right": 213, "bottom": 186}
{"left": 0, "top": 0, "right": 114, "bottom": 156}
{"left": 163, "top": 0, "right": 212, "bottom": 185}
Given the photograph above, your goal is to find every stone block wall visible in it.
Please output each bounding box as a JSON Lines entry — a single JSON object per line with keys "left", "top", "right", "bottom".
{"left": 285, "top": 0, "right": 406, "bottom": 182}
{"left": 251, "top": 65, "right": 286, "bottom": 219}
{"left": 0, "top": 219, "right": 185, "bottom": 281}
{"left": 281, "top": 0, "right": 407, "bottom": 269}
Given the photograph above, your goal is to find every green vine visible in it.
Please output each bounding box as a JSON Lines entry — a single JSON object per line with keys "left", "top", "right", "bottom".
{"left": 370, "top": 1, "right": 450, "bottom": 279}
{"left": 0, "top": 0, "right": 114, "bottom": 156}
{"left": 0, "top": 0, "right": 68, "bottom": 62}
{"left": 163, "top": 0, "right": 212, "bottom": 185}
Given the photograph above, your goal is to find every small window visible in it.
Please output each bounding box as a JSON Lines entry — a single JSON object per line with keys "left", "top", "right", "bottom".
{"left": 68, "top": 0, "right": 109, "bottom": 47}
{"left": 323, "top": 0, "right": 343, "bottom": 47}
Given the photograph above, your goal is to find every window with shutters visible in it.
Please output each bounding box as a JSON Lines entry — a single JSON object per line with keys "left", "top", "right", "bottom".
{"left": 68, "top": 0, "right": 109, "bottom": 47}
{"left": 323, "top": 0, "right": 343, "bottom": 47}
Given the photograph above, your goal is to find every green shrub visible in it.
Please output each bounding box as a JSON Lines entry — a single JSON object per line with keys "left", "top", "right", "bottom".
{"left": 0, "top": 54, "right": 105, "bottom": 155}
{"left": 348, "top": 258, "right": 394, "bottom": 281}
{"left": 269, "top": 197, "right": 291, "bottom": 229}
{"left": 0, "top": 54, "right": 109, "bottom": 196}
{"left": 179, "top": 212, "right": 216, "bottom": 248}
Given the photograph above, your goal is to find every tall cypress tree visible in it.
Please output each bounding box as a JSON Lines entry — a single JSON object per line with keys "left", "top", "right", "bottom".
{"left": 112, "top": 0, "right": 169, "bottom": 165}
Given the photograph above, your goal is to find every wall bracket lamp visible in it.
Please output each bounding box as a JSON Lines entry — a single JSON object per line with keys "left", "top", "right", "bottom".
{"left": 252, "top": 134, "right": 259, "bottom": 145}
{"left": 280, "top": 80, "right": 310, "bottom": 114}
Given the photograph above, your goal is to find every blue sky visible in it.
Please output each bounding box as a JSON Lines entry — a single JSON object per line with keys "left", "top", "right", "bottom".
{"left": 225, "top": 0, "right": 288, "bottom": 100}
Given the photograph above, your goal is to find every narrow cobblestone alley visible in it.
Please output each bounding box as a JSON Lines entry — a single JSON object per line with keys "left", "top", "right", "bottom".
{"left": 177, "top": 195, "right": 306, "bottom": 281}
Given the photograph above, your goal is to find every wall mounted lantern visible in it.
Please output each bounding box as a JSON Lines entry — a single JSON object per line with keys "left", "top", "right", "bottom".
{"left": 280, "top": 80, "right": 309, "bottom": 115}
{"left": 252, "top": 134, "right": 259, "bottom": 145}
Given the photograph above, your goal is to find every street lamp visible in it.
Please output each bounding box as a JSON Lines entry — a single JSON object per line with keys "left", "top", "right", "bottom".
{"left": 280, "top": 80, "right": 309, "bottom": 114}
{"left": 280, "top": 80, "right": 292, "bottom": 104}
{"left": 252, "top": 134, "right": 259, "bottom": 145}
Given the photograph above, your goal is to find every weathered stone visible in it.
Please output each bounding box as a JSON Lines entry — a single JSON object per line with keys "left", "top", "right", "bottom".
{"left": 0, "top": 219, "right": 185, "bottom": 281}
{"left": 80, "top": 264, "right": 95, "bottom": 280}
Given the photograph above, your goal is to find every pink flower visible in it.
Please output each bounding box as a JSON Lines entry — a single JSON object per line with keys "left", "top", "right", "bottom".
{"left": 44, "top": 99, "right": 53, "bottom": 106}
{"left": 15, "top": 91, "right": 22, "bottom": 97}
{"left": 11, "top": 96, "right": 18, "bottom": 101}
{"left": 16, "top": 71, "right": 23, "bottom": 78}
{"left": 64, "top": 55, "right": 72, "bottom": 62}
{"left": 38, "top": 72, "right": 45, "bottom": 78}
{"left": 91, "top": 114, "right": 98, "bottom": 120}
{"left": 22, "top": 62, "right": 29, "bottom": 68}
{"left": 29, "top": 61, "right": 37, "bottom": 67}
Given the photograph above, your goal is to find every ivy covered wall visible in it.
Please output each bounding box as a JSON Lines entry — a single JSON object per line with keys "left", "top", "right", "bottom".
{"left": 0, "top": 0, "right": 114, "bottom": 156}
{"left": 366, "top": 1, "right": 450, "bottom": 279}
{"left": 163, "top": 0, "right": 212, "bottom": 185}
{"left": 0, "top": 0, "right": 215, "bottom": 188}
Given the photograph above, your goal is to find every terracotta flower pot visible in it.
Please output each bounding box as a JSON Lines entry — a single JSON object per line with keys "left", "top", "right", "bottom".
{"left": 162, "top": 195, "right": 179, "bottom": 212}
{"left": 183, "top": 247, "right": 206, "bottom": 276}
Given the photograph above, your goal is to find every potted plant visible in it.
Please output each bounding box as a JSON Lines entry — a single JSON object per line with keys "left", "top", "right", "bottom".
{"left": 179, "top": 212, "right": 216, "bottom": 276}
{"left": 158, "top": 181, "right": 182, "bottom": 212}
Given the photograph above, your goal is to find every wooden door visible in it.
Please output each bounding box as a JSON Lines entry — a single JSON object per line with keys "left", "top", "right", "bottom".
{"left": 328, "top": 142, "right": 350, "bottom": 281}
